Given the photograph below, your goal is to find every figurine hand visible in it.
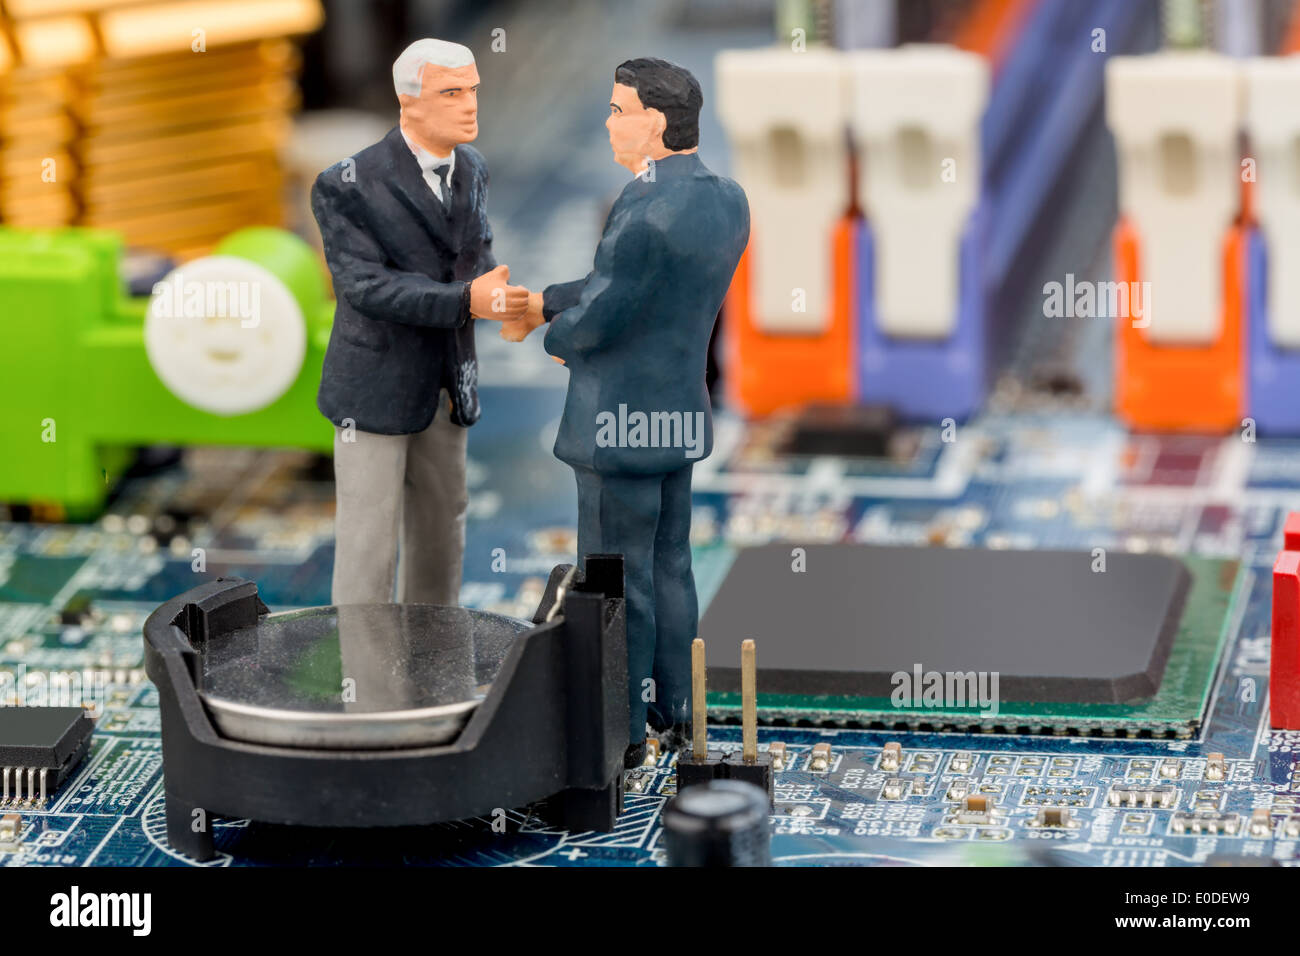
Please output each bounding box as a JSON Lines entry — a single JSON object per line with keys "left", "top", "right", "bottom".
{"left": 499, "top": 292, "right": 545, "bottom": 342}
{"left": 469, "top": 265, "right": 529, "bottom": 319}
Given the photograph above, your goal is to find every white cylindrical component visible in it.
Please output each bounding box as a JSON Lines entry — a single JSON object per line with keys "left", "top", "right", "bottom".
{"left": 1105, "top": 51, "right": 1242, "bottom": 345}
{"left": 716, "top": 46, "right": 850, "bottom": 334}
{"left": 1244, "top": 54, "right": 1300, "bottom": 349}
{"left": 848, "top": 44, "right": 987, "bottom": 340}
{"left": 144, "top": 255, "right": 307, "bottom": 416}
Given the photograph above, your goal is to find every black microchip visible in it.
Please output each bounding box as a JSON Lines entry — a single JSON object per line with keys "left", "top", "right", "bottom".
{"left": 702, "top": 544, "right": 1190, "bottom": 704}
{"left": 0, "top": 707, "right": 95, "bottom": 801}
{"left": 778, "top": 403, "right": 896, "bottom": 458}
{"left": 59, "top": 592, "right": 95, "bottom": 627}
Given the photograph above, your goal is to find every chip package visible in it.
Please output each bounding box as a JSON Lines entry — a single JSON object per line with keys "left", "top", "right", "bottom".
{"left": 701, "top": 544, "right": 1237, "bottom": 737}
{"left": 0, "top": 706, "right": 96, "bottom": 807}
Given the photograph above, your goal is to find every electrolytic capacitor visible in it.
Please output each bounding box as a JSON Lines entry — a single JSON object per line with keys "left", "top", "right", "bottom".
{"left": 662, "top": 779, "right": 771, "bottom": 867}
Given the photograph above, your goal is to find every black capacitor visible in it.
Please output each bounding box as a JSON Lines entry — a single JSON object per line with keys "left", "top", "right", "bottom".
{"left": 663, "top": 779, "right": 771, "bottom": 867}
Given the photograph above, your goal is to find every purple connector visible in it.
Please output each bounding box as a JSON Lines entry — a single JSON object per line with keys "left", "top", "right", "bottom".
{"left": 855, "top": 202, "right": 990, "bottom": 423}
{"left": 1247, "top": 228, "right": 1300, "bottom": 435}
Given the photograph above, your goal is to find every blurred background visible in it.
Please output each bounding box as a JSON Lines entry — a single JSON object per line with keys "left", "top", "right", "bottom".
{"left": 1, "top": 0, "right": 1299, "bottom": 595}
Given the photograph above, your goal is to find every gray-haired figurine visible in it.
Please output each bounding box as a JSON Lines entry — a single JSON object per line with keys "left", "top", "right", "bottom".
{"left": 313, "top": 39, "right": 528, "bottom": 607}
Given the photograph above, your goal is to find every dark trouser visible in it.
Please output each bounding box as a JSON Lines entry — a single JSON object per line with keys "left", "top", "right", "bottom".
{"left": 573, "top": 464, "right": 697, "bottom": 743}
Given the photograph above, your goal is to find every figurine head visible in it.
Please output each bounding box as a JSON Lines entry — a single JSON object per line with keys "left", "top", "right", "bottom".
{"left": 608, "top": 58, "right": 702, "bottom": 174}
{"left": 393, "top": 39, "right": 479, "bottom": 157}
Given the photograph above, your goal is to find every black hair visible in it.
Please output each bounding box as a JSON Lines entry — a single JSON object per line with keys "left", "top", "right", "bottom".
{"left": 613, "top": 57, "right": 702, "bottom": 151}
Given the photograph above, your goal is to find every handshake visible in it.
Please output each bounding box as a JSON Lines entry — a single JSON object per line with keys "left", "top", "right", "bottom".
{"left": 468, "top": 264, "right": 545, "bottom": 343}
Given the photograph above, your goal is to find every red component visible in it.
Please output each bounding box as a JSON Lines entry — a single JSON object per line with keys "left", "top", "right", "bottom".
{"left": 1272, "top": 548, "right": 1300, "bottom": 730}
{"left": 1285, "top": 511, "right": 1300, "bottom": 551}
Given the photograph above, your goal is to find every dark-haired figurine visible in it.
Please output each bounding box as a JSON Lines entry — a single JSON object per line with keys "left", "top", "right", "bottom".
{"left": 502, "top": 58, "right": 750, "bottom": 766}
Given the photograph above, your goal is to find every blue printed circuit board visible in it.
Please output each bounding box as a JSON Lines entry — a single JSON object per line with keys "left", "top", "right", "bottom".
{"left": 2, "top": 377, "right": 1299, "bottom": 867}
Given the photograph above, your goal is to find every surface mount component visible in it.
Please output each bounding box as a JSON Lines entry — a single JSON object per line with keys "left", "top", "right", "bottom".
{"left": 701, "top": 544, "right": 1238, "bottom": 737}
{"left": 144, "top": 558, "right": 628, "bottom": 861}
{"left": 777, "top": 403, "right": 897, "bottom": 458}
{"left": 706, "top": 543, "right": 1189, "bottom": 702}
{"left": 0, "top": 706, "right": 95, "bottom": 808}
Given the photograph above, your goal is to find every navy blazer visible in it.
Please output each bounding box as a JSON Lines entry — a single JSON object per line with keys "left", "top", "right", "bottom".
{"left": 542, "top": 153, "right": 749, "bottom": 475}
{"left": 312, "top": 127, "right": 495, "bottom": 434}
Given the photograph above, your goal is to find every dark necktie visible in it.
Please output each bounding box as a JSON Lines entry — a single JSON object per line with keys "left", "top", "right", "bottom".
{"left": 432, "top": 164, "right": 451, "bottom": 209}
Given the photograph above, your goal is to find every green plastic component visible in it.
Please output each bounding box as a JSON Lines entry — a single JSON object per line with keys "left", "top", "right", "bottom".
{"left": 215, "top": 226, "right": 331, "bottom": 321}
{"left": 705, "top": 554, "right": 1241, "bottom": 739}
{"left": 0, "top": 226, "right": 335, "bottom": 517}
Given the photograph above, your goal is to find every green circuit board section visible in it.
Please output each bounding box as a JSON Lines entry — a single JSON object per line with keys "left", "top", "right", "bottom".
{"left": 707, "top": 554, "right": 1241, "bottom": 738}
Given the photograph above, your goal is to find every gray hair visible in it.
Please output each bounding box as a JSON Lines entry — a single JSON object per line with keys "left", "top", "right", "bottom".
{"left": 392, "top": 39, "right": 475, "bottom": 97}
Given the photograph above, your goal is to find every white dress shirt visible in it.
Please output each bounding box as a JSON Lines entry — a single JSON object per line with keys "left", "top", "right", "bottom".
{"left": 400, "top": 128, "right": 455, "bottom": 204}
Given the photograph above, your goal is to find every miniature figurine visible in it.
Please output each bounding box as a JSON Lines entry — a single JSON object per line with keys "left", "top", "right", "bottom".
{"left": 313, "top": 38, "right": 528, "bottom": 606}
{"left": 502, "top": 58, "right": 750, "bottom": 765}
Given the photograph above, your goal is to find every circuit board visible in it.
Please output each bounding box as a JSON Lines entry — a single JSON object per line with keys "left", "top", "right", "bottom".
{"left": 2, "top": 372, "right": 1298, "bottom": 868}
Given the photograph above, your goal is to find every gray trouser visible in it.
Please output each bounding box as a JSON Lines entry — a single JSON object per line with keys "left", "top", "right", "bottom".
{"left": 331, "top": 391, "right": 468, "bottom": 606}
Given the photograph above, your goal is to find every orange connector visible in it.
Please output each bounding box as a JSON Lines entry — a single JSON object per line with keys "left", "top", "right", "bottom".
{"left": 1113, "top": 218, "right": 1245, "bottom": 433}
{"left": 955, "top": 0, "right": 1038, "bottom": 72}
{"left": 723, "top": 217, "right": 856, "bottom": 418}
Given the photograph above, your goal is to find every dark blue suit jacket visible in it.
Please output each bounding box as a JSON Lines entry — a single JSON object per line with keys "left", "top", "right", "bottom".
{"left": 542, "top": 152, "right": 749, "bottom": 475}
{"left": 312, "top": 128, "right": 496, "bottom": 434}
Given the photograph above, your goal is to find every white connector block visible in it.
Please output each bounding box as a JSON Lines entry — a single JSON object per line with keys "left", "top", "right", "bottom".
{"left": 1105, "top": 52, "right": 1242, "bottom": 345}
{"left": 716, "top": 47, "right": 850, "bottom": 334}
{"left": 848, "top": 44, "right": 987, "bottom": 340}
{"left": 1244, "top": 54, "right": 1300, "bottom": 349}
